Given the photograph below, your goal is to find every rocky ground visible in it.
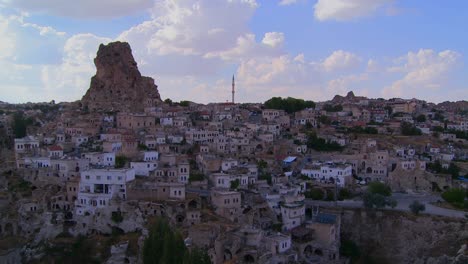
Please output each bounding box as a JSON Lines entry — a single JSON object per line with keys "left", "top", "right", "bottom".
{"left": 341, "top": 209, "right": 468, "bottom": 264}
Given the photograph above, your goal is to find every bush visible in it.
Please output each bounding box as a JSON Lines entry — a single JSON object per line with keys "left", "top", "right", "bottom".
{"left": 189, "top": 172, "right": 205, "bottom": 182}
{"left": 338, "top": 188, "right": 352, "bottom": 201}
{"left": 401, "top": 122, "right": 422, "bottom": 136}
{"left": 441, "top": 188, "right": 466, "bottom": 208}
{"left": 367, "top": 182, "right": 391, "bottom": 196}
{"left": 409, "top": 200, "right": 426, "bottom": 215}
{"left": 111, "top": 211, "right": 124, "bottom": 223}
{"left": 230, "top": 179, "right": 240, "bottom": 190}
{"left": 305, "top": 188, "right": 324, "bottom": 200}
{"left": 363, "top": 192, "right": 397, "bottom": 209}
{"left": 325, "top": 189, "right": 335, "bottom": 201}
{"left": 340, "top": 239, "right": 361, "bottom": 261}
{"left": 115, "top": 155, "right": 128, "bottom": 168}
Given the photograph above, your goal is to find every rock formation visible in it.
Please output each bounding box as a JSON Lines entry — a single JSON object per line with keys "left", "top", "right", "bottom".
{"left": 81, "top": 41, "right": 161, "bottom": 112}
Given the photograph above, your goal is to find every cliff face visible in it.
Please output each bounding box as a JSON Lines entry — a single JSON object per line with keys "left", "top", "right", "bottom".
{"left": 341, "top": 209, "right": 467, "bottom": 264}
{"left": 81, "top": 41, "right": 161, "bottom": 112}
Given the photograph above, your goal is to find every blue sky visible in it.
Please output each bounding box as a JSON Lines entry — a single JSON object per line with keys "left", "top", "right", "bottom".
{"left": 0, "top": 0, "right": 466, "bottom": 104}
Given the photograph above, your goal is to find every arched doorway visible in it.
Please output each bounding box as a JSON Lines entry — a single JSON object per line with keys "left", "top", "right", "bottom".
{"left": 4, "top": 223, "right": 14, "bottom": 236}
{"left": 223, "top": 249, "right": 232, "bottom": 261}
{"left": 304, "top": 245, "right": 313, "bottom": 257}
{"left": 176, "top": 214, "right": 185, "bottom": 224}
{"left": 243, "top": 254, "right": 255, "bottom": 263}
{"left": 188, "top": 200, "right": 198, "bottom": 209}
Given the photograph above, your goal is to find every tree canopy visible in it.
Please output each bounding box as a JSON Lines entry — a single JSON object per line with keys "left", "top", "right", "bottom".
{"left": 306, "top": 132, "right": 343, "bottom": 152}
{"left": 12, "top": 112, "right": 34, "bottom": 138}
{"left": 363, "top": 182, "right": 396, "bottom": 209}
{"left": 143, "top": 217, "right": 211, "bottom": 264}
{"left": 323, "top": 104, "right": 343, "bottom": 112}
{"left": 264, "top": 97, "right": 315, "bottom": 114}
{"left": 401, "top": 122, "right": 422, "bottom": 136}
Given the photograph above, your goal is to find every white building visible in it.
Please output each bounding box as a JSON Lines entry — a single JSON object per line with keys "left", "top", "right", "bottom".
{"left": 301, "top": 162, "right": 352, "bottom": 187}
{"left": 267, "top": 233, "right": 292, "bottom": 254}
{"left": 83, "top": 152, "right": 115, "bottom": 167}
{"left": 75, "top": 168, "right": 135, "bottom": 215}
{"left": 280, "top": 201, "right": 305, "bottom": 231}
{"left": 14, "top": 136, "right": 40, "bottom": 154}
{"left": 143, "top": 151, "right": 159, "bottom": 162}
{"left": 221, "top": 158, "right": 238, "bottom": 171}
{"left": 130, "top": 162, "right": 158, "bottom": 176}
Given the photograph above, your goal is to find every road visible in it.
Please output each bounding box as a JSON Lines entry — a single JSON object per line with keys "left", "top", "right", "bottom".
{"left": 305, "top": 193, "right": 467, "bottom": 219}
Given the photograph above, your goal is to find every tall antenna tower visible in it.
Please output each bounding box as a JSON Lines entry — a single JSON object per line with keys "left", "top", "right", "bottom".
{"left": 232, "top": 74, "right": 235, "bottom": 104}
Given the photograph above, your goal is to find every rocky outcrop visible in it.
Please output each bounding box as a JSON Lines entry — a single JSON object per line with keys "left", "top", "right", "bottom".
{"left": 341, "top": 209, "right": 467, "bottom": 264}
{"left": 81, "top": 41, "right": 161, "bottom": 112}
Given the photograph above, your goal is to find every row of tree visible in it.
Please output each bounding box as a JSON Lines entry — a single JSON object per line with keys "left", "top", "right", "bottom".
{"left": 264, "top": 97, "right": 315, "bottom": 114}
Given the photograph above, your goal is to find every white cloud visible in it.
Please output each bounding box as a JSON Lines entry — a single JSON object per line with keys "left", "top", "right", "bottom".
{"left": 262, "top": 32, "right": 285, "bottom": 48}
{"left": 22, "top": 22, "right": 66, "bottom": 36}
{"left": 0, "top": 15, "right": 16, "bottom": 59}
{"left": 321, "top": 50, "right": 361, "bottom": 72}
{"left": 40, "top": 34, "right": 112, "bottom": 101}
{"left": 366, "top": 59, "right": 379, "bottom": 72}
{"left": 1, "top": 0, "right": 153, "bottom": 19}
{"left": 279, "top": 0, "right": 297, "bottom": 6}
{"left": 314, "top": 0, "right": 393, "bottom": 21}
{"left": 382, "top": 49, "right": 461, "bottom": 98}
{"left": 327, "top": 73, "right": 368, "bottom": 95}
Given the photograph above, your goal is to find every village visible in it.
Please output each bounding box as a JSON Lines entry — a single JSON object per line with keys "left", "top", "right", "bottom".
{"left": 0, "top": 42, "right": 467, "bottom": 264}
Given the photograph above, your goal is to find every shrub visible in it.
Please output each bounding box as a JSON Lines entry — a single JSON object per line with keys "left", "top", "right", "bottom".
{"left": 338, "top": 188, "right": 352, "bottom": 201}
{"left": 409, "top": 200, "right": 426, "bottom": 215}
{"left": 111, "top": 211, "right": 123, "bottom": 223}
{"left": 305, "top": 188, "right": 324, "bottom": 200}
{"left": 367, "top": 182, "right": 391, "bottom": 196}
{"left": 441, "top": 188, "right": 465, "bottom": 208}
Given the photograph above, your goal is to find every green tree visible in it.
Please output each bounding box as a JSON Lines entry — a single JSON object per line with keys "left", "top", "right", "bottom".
{"left": 363, "top": 182, "right": 396, "bottom": 209}
{"left": 415, "top": 114, "right": 426, "bottom": 123}
{"left": 164, "top": 98, "right": 173, "bottom": 105}
{"left": 338, "top": 188, "right": 352, "bottom": 201}
{"left": 340, "top": 239, "right": 361, "bottom": 262}
{"left": 230, "top": 179, "right": 240, "bottom": 190}
{"left": 367, "top": 182, "right": 391, "bottom": 196}
{"left": 257, "top": 160, "right": 268, "bottom": 170}
{"left": 384, "top": 105, "right": 393, "bottom": 115}
{"left": 259, "top": 172, "right": 272, "bottom": 185}
{"left": 305, "top": 188, "right": 324, "bottom": 200}
{"left": 323, "top": 104, "right": 343, "bottom": 112}
{"left": 306, "top": 132, "right": 343, "bottom": 152}
{"left": 185, "top": 247, "right": 211, "bottom": 264}
{"left": 264, "top": 97, "right": 315, "bottom": 113}
{"left": 318, "top": 115, "right": 331, "bottom": 125}
{"left": 12, "top": 112, "right": 34, "bottom": 138}
{"left": 143, "top": 217, "right": 210, "bottom": 264}
{"left": 409, "top": 200, "right": 425, "bottom": 215}
{"left": 401, "top": 122, "right": 422, "bottom": 136}
{"left": 441, "top": 188, "right": 466, "bottom": 208}
{"left": 111, "top": 211, "right": 124, "bottom": 223}
{"left": 115, "top": 155, "right": 128, "bottom": 168}
{"left": 179, "top": 101, "right": 190, "bottom": 107}
{"left": 189, "top": 172, "right": 205, "bottom": 182}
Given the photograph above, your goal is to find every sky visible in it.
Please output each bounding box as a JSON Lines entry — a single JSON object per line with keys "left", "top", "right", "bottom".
{"left": 0, "top": 0, "right": 467, "bottom": 104}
